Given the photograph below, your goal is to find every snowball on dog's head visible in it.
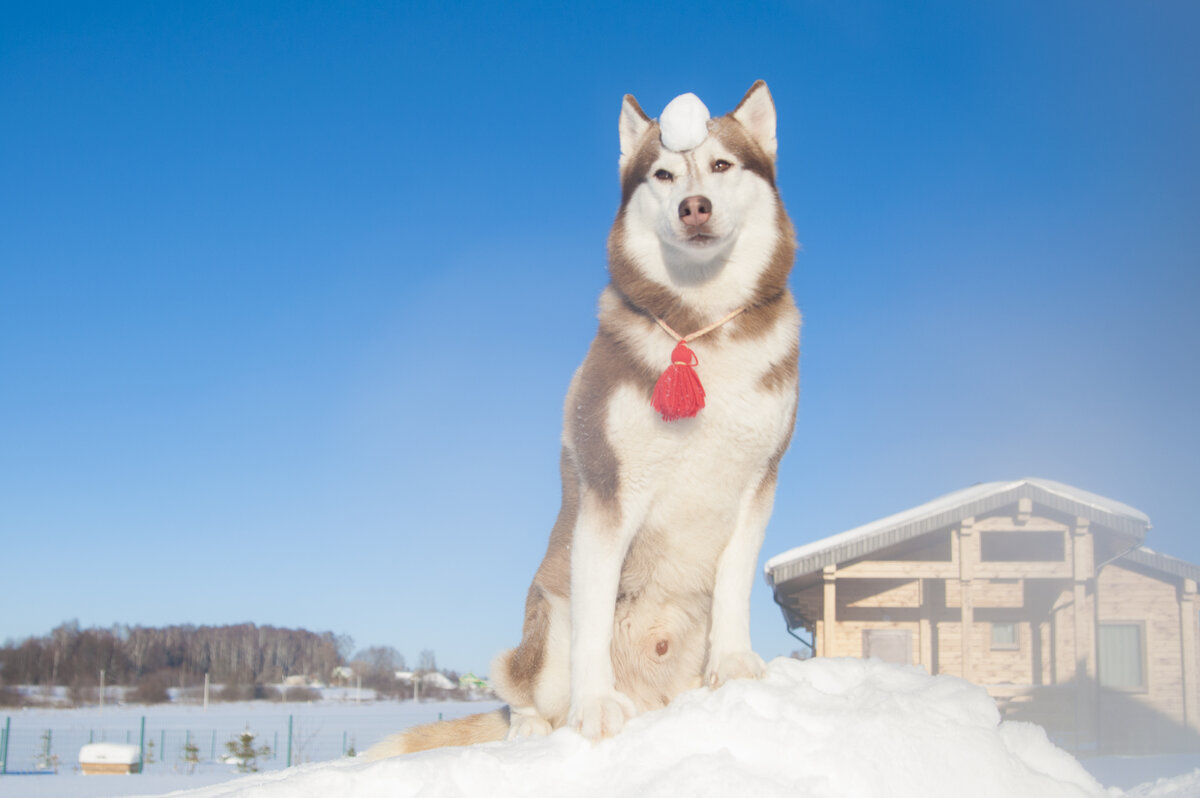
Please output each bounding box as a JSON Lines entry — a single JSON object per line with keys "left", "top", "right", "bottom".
{"left": 659, "top": 93, "right": 710, "bottom": 152}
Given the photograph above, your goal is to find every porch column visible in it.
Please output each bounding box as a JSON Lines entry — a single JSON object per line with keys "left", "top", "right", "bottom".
{"left": 958, "top": 518, "right": 976, "bottom": 683}
{"left": 919, "top": 579, "right": 934, "bottom": 674}
{"left": 1072, "top": 517, "right": 1096, "bottom": 750}
{"left": 821, "top": 565, "right": 837, "bottom": 657}
{"left": 1182, "top": 579, "right": 1200, "bottom": 734}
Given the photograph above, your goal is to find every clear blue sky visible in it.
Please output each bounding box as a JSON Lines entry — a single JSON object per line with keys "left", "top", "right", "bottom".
{"left": 2, "top": 1, "right": 1197, "bottom": 676}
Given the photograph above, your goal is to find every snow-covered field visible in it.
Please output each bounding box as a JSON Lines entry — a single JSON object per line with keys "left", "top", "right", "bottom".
{"left": 0, "top": 690, "right": 500, "bottom": 797}
{"left": 2, "top": 659, "right": 1198, "bottom": 797}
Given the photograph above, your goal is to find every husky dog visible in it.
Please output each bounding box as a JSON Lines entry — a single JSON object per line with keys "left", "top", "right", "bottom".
{"left": 369, "top": 80, "right": 798, "bottom": 756}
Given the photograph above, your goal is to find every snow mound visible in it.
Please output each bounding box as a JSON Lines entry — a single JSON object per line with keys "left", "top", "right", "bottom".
{"left": 1123, "top": 769, "right": 1200, "bottom": 797}
{"left": 659, "top": 92, "right": 710, "bottom": 152}
{"left": 134, "top": 658, "right": 1105, "bottom": 798}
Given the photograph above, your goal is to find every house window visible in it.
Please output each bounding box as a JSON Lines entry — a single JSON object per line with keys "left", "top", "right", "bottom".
{"left": 980, "top": 531, "right": 1065, "bottom": 562}
{"left": 1098, "top": 623, "right": 1146, "bottom": 691}
{"left": 991, "top": 622, "right": 1019, "bottom": 650}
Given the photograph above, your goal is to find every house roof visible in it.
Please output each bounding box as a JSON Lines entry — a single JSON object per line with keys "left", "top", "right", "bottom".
{"left": 1122, "top": 547, "right": 1200, "bottom": 584}
{"left": 764, "top": 477, "right": 1151, "bottom": 588}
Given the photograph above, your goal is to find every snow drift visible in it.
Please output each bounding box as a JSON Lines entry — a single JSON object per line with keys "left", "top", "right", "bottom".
{"left": 135, "top": 657, "right": 1104, "bottom": 798}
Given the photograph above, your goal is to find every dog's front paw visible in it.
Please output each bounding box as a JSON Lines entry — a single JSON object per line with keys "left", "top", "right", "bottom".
{"left": 507, "top": 707, "right": 553, "bottom": 740}
{"left": 567, "top": 690, "right": 636, "bottom": 741}
{"left": 705, "top": 650, "right": 766, "bottom": 688}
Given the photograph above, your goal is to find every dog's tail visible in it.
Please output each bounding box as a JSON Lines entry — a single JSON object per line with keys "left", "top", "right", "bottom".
{"left": 365, "top": 707, "right": 510, "bottom": 759}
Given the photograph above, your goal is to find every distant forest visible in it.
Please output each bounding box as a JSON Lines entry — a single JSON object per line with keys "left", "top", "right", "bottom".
{"left": 0, "top": 620, "right": 352, "bottom": 689}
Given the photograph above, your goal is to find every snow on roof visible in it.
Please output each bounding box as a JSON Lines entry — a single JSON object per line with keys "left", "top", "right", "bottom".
{"left": 659, "top": 92, "right": 710, "bottom": 152}
{"left": 765, "top": 477, "right": 1151, "bottom": 587}
{"left": 421, "top": 672, "right": 456, "bottom": 690}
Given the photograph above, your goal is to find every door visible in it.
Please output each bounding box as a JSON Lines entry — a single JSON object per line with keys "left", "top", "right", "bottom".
{"left": 863, "top": 629, "right": 913, "bottom": 665}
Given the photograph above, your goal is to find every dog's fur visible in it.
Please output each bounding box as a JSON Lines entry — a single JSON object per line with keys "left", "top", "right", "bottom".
{"left": 369, "top": 80, "right": 798, "bottom": 756}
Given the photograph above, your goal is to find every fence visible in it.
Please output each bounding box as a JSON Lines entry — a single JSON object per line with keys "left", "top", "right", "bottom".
{"left": 0, "top": 702, "right": 481, "bottom": 777}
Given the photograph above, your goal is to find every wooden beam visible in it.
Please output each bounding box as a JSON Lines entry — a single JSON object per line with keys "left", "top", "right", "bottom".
{"left": 973, "top": 562, "right": 1073, "bottom": 580}
{"left": 821, "top": 565, "right": 837, "bottom": 658}
{"left": 959, "top": 517, "right": 976, "bottom": 581}
{"left": 1017, "top": 496, "right": 1032, "bottom": 525}
{"left": 919, "top": 579, "right": 933, "bottom": 674}
{"left": 958, "top": 518, "right": 976, "bottom": 682}
{"left": 1072, "top": 517, "right": 1096, "bottom": 751}
{"left": 1182, "top": 579, "right": 1200, "bottom": 734}
{"left": 836, "top": 561, "right": 958, "bottom": 579}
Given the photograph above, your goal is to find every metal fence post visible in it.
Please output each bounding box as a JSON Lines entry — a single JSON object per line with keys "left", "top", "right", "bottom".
{"left": 2, "top": 716, "right": 10, "bottom": 775}
{"left": 139, "top": 716, "right": 145, "bottom": 773}
{"left": 286, "top": 715, "right": 293, "bottom": 768}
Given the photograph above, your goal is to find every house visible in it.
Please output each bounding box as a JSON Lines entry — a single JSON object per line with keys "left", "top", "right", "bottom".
{"left": 395, "top": 671, "right": 457, "bottom": 690}
{"left": 459, "top": 672, "right": 489, "bottom": 691}
{"left": 764, "top": 477, "right": 1200, "bottom": 755}
{"left": 420, "top": 672, "right": 457, "bottom": 691}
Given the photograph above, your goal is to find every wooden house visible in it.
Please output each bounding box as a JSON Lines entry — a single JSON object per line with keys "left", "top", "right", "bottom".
{"left": 764, "top": 478, "right": 1200, "bottom": 755}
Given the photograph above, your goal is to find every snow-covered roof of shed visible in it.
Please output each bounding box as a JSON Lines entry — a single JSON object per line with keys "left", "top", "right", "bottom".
{"left": 764, "top": 477, "right": 1151, "bottom": 587}
{"left": 79, "top": 742, "right": 141, "bottom": 764}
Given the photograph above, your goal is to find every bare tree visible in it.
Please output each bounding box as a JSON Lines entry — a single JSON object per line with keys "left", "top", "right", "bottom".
{"left": 352, "top": 646, "right": 407, "bottom": 697}
{"left": 0, "top": 622, "right": 350, "bottom": 690}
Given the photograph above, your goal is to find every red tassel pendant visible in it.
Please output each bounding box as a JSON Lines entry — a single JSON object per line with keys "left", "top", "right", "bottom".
{"left": 652, "top": 341, "right": 706, "bottom": 421}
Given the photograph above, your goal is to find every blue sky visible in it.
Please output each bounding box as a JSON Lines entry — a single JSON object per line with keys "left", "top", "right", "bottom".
{"left": 2, "top": 1, "right": 1197, "bottom": 676}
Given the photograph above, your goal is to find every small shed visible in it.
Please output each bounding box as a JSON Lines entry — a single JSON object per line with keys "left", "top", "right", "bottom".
{"left": 79, "top": 743, "right": 141, "bottom": 775}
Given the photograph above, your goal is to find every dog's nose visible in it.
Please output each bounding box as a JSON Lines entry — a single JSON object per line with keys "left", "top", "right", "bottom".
{"left": 678, "top": 195, "right": 712, "bottom": 227}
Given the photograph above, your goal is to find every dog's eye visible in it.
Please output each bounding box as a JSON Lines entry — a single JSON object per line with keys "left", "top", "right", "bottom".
{"left": 712, "top": 159, "right": 733, "bottom": 173}
{"left": 653, "top": 169, "right": 674, "bottom": 182}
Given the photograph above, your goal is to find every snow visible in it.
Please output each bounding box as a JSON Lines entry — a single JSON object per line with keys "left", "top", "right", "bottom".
{"left": 79, "top": 743, "right": 141, "bottom": 765}
{"left": 1123, "top": 770, "right": 1200, "bottom": 797}
{"left": 4, "top": 660, "right": 1197, "bottom": 797}
{"left": 659, "top": 92, "right": 710, "bottom": 152}
{"left": 0, "top": 693, "right": 499, "bottom": 797}
{"left": 122, "top": 657, "right": 1111, "bottom": 798}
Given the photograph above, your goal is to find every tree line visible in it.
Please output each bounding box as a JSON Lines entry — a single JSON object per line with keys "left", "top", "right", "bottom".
{"left": 0, "top": 620, "right": 351, "bottom": 689}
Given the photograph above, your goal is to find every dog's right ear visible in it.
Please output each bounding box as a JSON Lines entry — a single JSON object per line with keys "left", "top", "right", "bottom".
{"left": 732, "top": 80, "right": 777, "bottom": 160}
{"left": 619, "top": 94, "right": 653, "bottom": 166}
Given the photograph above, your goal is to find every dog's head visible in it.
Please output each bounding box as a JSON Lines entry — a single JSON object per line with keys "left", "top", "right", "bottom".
{"left": 610, "top": 82, "right": 791, "bottom": 315}
{"left": 616, "top": 82, "right": 779, "bottom": 263}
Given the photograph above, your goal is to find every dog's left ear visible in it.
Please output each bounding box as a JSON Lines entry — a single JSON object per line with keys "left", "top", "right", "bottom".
{"left": 732, "top": 80, "right": 777, "bottom": 160}
{"left": 619, "top": 93, "right": 653, "bottom": 168}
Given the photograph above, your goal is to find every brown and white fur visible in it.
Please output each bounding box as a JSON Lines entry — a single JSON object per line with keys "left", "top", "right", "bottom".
{"left": 369, "top": 80, "right": 798, "bottom": 757}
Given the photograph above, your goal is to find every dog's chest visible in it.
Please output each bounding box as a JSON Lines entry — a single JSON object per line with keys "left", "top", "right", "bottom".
{"left": 605, "top": 332, "right": 795, "bottom": 536}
